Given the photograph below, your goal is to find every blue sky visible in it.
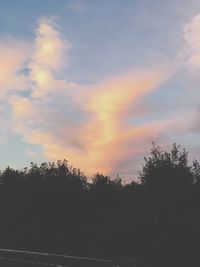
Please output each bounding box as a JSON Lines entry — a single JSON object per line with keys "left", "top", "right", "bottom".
{"left": 1, "top": 0, "right": 200, "bottom": 178}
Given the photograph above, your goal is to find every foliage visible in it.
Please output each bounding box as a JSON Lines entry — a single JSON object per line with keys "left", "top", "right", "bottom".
{"left": 0, "top": 144, "right": 199, "bottom": 266}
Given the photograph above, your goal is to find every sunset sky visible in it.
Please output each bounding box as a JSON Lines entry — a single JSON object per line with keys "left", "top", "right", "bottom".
{"left": 1, "top": 0, "right": 200, "bottom": 179}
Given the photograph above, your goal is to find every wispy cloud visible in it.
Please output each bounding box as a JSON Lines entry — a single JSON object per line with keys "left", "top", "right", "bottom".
{"left": 29, "top": 17, "right": 72, "bottom": 98}
{"left": 182, "top": 14, "right": 200, "bottom": 70}
{"left": 0, "top": 38, "right": 30, "bottom": 96}
{"left": 6, "top": 18, "right": 172, "bottom": 176}
{"left": 1, "top": 14, "right": 200, "bottom": 177}
{"left": 68, "top": 0, "right": 86, "bottom": 14}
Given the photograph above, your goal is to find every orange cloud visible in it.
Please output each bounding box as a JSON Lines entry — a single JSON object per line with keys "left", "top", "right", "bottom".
{"left": 29, "top": 18, "right": 72, "bottom": 98}
{"left": 16, "top": 69, "right": 169, "bottom": 176}
{"left": 0, "top": 39, "right": 30, "bottom": 96}
{"left": 87, "top": 71, "right": 167, "bottom": 143}
{"left": 2, "top": 15, "right": 200, "bottom": 177}
{"left": 7, "top": 18, "right": 174, "bottom": 177}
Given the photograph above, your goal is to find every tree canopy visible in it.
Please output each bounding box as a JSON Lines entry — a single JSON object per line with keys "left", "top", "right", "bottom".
{"left": 0, "top": 144, "right": 199, "bottom": 267}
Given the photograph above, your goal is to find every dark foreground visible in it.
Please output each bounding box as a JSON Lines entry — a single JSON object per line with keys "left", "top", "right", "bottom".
{"left": 0, "top": 248, "right": 140, "bottom": 267}
{"left": 1, "top": 145, "right": 200, "bottom": 266}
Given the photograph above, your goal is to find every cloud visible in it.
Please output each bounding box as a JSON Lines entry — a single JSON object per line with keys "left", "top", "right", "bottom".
{"left": 0, "top": 38, "right": 30, "bottom": 96}
{"left": 77, "top": 70, "right": 170, "bottom": 174}
{"left": 28, "top": 18, "right": 72, "bottom": 98}
{"left": 4, "top": 16, "right": 197, "bottom": 178}
{"left": 11, "top": 65, "right": 171, "bottom": 176}
{"left": 183, "top": 14, "right": 200, "bottom": 70}
{"left": 26, "top": 148, "right": 40, "bottom": 158}
{"left": 32, "top": 18, "right": 71, "bottom": 69}
{"left": 68, "top": 0, "right": 85, "bottom": 14}
{"left": 178, "top": 13, "right": 200, "bottom": 140}
{"left": 0, "top": 37, "right": 31, "bottom": 142}
{"left": 1, "top": 8, "right": 200, "bottom": 179}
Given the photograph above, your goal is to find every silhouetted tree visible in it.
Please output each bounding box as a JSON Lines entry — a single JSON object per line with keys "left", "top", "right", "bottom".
{"left": 0, "top": 143, "right": 199, "bottom": 266}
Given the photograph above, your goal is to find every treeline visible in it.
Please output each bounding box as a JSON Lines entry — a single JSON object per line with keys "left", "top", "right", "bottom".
{"left": 0, "top": 143, "right": 200, "bottom": 266}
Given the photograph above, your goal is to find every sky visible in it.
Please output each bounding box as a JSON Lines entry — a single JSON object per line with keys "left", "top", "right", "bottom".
{"left": 1, "top": 0, "right": 200, "bottom": 179}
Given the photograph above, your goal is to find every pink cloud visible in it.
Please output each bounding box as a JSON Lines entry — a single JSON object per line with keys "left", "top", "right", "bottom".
{"left": 4, "top": 16, "right": 199, "bottom": 178}
{"left": 0, "top": 38, "right": 31, "bottom": 96}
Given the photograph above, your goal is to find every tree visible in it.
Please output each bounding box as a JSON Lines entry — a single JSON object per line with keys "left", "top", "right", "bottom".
{"left": 139, "top": 143, "right": 194, "bottom": 189}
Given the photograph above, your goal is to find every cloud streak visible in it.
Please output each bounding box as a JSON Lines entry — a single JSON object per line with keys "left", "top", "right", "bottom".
{"left": 183, "top": 14, "right": 200, "bottom": 70}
